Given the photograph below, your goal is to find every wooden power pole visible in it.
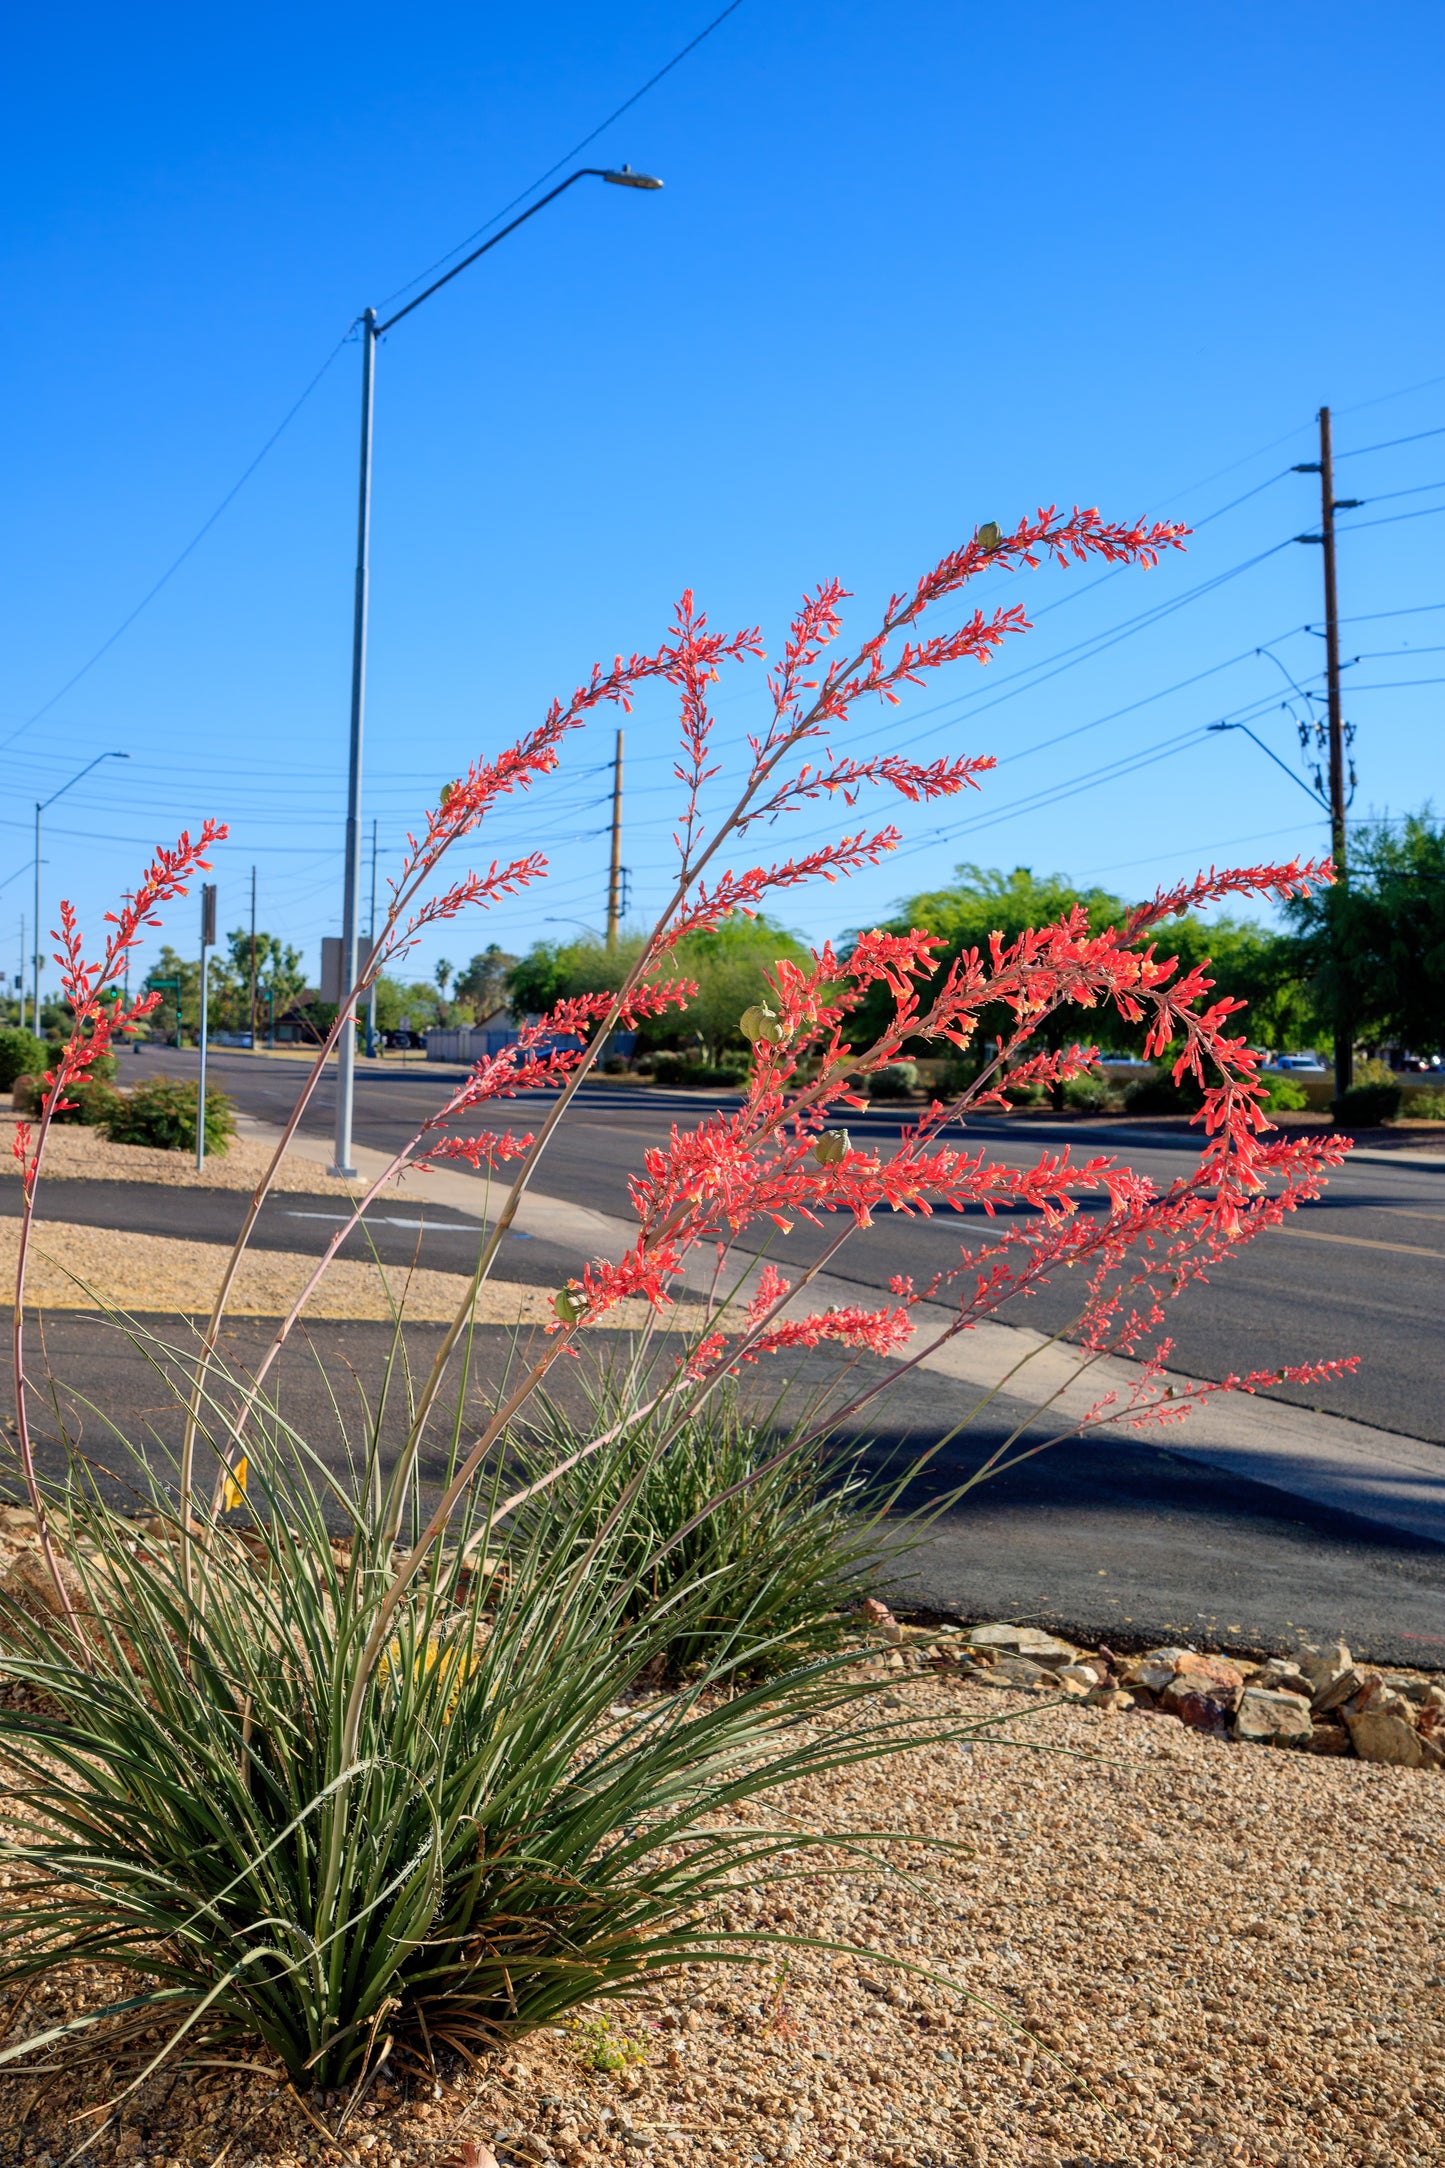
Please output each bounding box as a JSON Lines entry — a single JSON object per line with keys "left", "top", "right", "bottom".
{"left": 1295, "top": 405, "right": 1360, "bottom": 1094}
{"left": 605, "top": 728, "right": 624, "bottom": 951}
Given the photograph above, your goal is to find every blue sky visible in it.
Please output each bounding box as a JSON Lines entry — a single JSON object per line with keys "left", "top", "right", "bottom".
{"left": 3, "top": 2, "right": 1442, "bottom": 999}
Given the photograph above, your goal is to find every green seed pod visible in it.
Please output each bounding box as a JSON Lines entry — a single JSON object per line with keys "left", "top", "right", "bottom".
{"left": 553, "top": 1286, "right": 589, "bottom": 1325}
{"left": 740, "top": 1003, "right": 787, "bottom": 1047}
{"left": 976, "top": 521, "right": 1003, "bottom": 553}
{"left": 812, "top": 1129, "right": 851, "bottom": 1166}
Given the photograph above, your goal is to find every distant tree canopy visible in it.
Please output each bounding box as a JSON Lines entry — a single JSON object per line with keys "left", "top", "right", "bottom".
{"left": 455, "top": 944, "right": 516, "bottom": 1018}
{"left": 1287, "top": 810, "right": 1445, "bottom": 1056}
{"left": 844, "top": 863, "right": 1326, "bottom": 1089}
{"left": 507, "top": 916, "right": 812, "bottom": 1062}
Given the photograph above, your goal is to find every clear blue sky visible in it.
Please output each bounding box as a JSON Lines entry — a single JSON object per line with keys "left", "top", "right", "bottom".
{"left": 3, "top": 3, "right": 1442, "bottom": 1000}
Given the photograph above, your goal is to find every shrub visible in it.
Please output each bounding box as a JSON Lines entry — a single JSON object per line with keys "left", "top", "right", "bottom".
{"left": 869, "top": 1061, "right": 918, "bottom": 1099}
{"left": 99, "top": 1075, "right": 236, "bottom": 1154}
{"left": 1407, "top": 1086, "right": 1445, "bottom": 1120}
{"left": 513, "top": 1386, "right": 908, "bottom": 1682}
{"left": 0, "top": 1441, "right": 942, "bottom": 2090}
{"left": 1, "top": 506, "right": 1355, "bottom": 2101}
{"left": 650, "top": 1052, "right": 744, "bottom": 1088}
{"left": 11, "top": 1071, "right": 121, "bottom": 1126}
{"left": 0, "top": 1027, "right": 47, "bottom": 1090}
{"left": 1124, "top": 1067, "right": 1205, "bottom": 1115}
{"left": 1062, "top": 1072, "right": 1111, "bottom": 1112}
{"left": 1260, "top": 1075, "right": 1310, "bottom": 1112}
{"left": 1332, "top": 1081, "right": 1402, "bottom": 1127}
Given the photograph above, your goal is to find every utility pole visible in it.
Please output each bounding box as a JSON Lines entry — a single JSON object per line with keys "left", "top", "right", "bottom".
{"left": 365, "top": 818, "right": 379, "bottom": 1058}
{"left": 605, "top": 728, "right": 624, "bottom": 952}
{"left": 17, "top": 914, "right": 24, "bottom": 1034}
{"left": 248, "top": 865, "right": 258, "bottom": 1050}
{"left": 1294, "top": 406, "right": 1362, "bottom": 1093}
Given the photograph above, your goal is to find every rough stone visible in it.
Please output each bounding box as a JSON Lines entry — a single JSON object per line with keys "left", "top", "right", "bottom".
{"left": 1233, "top": 1685, "right": 1313, "bottom": 1748}
{"left": 1301, "top": 1719, "right": 1353, "bottom": 1757}
{"left": 1312, "top": 1663, "right": 1373, "bottom": 1714}
{"left": 965, "top": 1623, "right": 1078, "bottom": 1669}
{"left": 1084, "top": 1684, "right": 1134, "bottom": 1710}
{"left": 1254, "top": 1661, "right": 1314, "bottom": 1702}
{"left": 1296, "top": 1638, "right": 1352, "bottom": 1696}
{"left": 1346, "top": 1705, "right": 1439, "bottom": 1769}
{"left": 974, "top": 1655, "right": 1050, "bottom": 1690}
{"left": 1056, "top": 1663, "right": 1100, "bottom": 1695}
{"left": 1161, "top": 1674, "right": 1240, "bottom": 1736}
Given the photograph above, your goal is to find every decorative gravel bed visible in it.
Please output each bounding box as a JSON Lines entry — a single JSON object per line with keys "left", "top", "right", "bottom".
{"left": 0, "top": 1215, "right": 700, "bottom": 1327}
{"left": 0, "top": 1114, "right": 365, "bottom": 1195}
{"left": 2, "top": 1655, "right": 1440, "bottom": 2168}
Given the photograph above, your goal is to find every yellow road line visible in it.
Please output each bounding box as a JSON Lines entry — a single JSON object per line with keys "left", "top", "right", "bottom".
{"left": 1281, "top": 1225, "right": 1445, "bottom": 1259}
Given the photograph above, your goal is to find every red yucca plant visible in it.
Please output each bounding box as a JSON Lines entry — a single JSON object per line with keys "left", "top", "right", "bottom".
{"left": 0, "top": 507, "right": 1354, "bottom": 2115}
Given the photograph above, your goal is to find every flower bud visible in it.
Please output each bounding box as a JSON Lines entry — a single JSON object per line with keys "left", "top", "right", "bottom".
{"left": 553, "top": 1286, "right": 590, "bottom": 1325}
{"left": 976, "top": 521, "right": 1003, "bottom": 553}
{"left": 739, "top": 1002, "right": 787, "bottom": 1047}
{"left": 812, "top": 1129, "right": 851, "bottom": 1166}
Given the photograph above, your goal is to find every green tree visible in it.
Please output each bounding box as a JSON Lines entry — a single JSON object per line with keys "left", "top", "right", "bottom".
{"left": 506, "top": 919, "right": 810, "bottom": 1062}
{"left": 848, "top": 863, "right": 1315, "bottom": 1100}
{"left": 455, "top": 944, "right": 516, "bottom": 1018}
{"left": 205, "top": 929, "right": 305, "bottom": 1035}
{"left": 1287, "top": 810, "right": 1445, "bottom": 1057}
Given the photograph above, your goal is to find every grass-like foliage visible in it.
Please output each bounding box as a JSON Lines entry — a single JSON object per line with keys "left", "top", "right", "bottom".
{"left": 0, "top": 1394, "right": 934, "bottom": 2095}
{"left": 512, "top": 1382, "right": 908, "bottom": 1682}
{"left": 1, "top": 509, "right": 1353, "bottom": 2106}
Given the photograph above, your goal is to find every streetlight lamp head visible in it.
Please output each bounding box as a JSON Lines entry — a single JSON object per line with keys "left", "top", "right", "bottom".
{"left": 602, "top": 164, "right": 663, "bottom": 190}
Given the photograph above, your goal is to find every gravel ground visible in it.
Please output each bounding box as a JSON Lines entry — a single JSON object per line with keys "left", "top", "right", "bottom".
{"left": 0, "top": 1217, "right": 701, "bottom": 1329}
{"left": 0, "top": 1114, "right": 365, "bottom": 1194}
{"left": 1, "top": 1667, "right": 1440, "bottom": 2168}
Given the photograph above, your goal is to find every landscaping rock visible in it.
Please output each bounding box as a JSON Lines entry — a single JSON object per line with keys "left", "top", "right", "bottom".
{"left": 974, "top": 1655, "right": 1051, "bottom": 1690}
{"left": 1312, "top": 1662, "right": 1372, "bottom": 1714}
{"left": 1297, "top": 1638, "right": 1353, "bottom": 1700}
{"left": 1347, "top": 1704, "right": 1442, "bottom": 1769}
{"left": 1254, "top": 1659, "right": 1314, "bottom": 1701}
{"left": 965, "top": 1623, "right": 1078, "bottom": 1669}
{"left": 1302, "top": 1719, "right": 1353, "bottom": 1756}
{"left": 1233, "top": 1685, "right": 1313, "bottom": 1747}
{"left": 1161, "top": 1674, "right": 1240, "bottom": 1737}
{"left": 1056, "top": 1663, "right": 1100, "bottom": 1696}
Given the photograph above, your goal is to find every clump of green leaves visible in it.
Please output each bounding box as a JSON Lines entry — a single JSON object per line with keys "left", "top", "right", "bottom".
{"left": 100, "top": 1074, "right": 236, "bottom": 1154}
{"left": 571, "top": 2013, "right": 648, "bottom": 2073}
{"left": 0, "top": 1366, "right": 953, "bottom": 2096}
{"left": 511, "top": 1383, "right": 910, "bottom": 1683}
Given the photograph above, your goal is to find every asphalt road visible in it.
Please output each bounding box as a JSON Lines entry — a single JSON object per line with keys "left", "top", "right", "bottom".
{"left": 12, "top": 1045, "right": 1440, "bottom": 1661}
{"left": 133, "top": 1044, "right": 1445, "bottom": 1442}
{"left": 7, "top": 1313, "right": 1443, "bottom": 1667}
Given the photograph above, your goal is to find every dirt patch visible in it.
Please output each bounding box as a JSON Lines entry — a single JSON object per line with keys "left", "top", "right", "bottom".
{"left": 0, "top": 1110, "right": 371, "bottom": 1194}
{"left": 0, "top": 1217, "right": 701, "bottom": 1329}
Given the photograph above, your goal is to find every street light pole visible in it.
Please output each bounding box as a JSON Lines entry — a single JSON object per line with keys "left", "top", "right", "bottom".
{"left": 33, "top": 752, "right": 129, "bottom": 1033}
{"left": 329, "top": 164, "right": 662, "bottom": 1178}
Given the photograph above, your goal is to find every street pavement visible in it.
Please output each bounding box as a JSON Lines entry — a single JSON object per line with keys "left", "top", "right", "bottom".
{"left": 134, "top": 1043, "right": 1445, "bottom": 1440}
{"left": 8, "top": 1042, "right": 1441, "bottom": 1661}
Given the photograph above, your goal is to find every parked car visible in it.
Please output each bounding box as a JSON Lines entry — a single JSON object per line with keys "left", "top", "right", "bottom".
{"left": 382, "top": 1029, "right": 427, "bottom": 1051}
{"left": 1269, "top": 1052, "right": 1328, "bottom": 1073}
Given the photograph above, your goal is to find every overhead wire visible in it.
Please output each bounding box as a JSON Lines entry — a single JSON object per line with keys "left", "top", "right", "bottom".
{"left": 373, "top": 1, "right": 745, "bottom": 312}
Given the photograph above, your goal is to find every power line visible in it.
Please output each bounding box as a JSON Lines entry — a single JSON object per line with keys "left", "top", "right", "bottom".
{"left": 1336, "top": 423, "right": 1445, "bottom": 460}
{"left": 374, "top": 1, "right": 746, "bottom": 313}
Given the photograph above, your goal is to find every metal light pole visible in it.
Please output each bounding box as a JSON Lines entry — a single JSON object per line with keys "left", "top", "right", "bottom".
{"left": 33, "top": 753, "right": 129, "bottom": 1033}
{"left": 328, "top": 163, "right": 663, "bottom": 1177}
{"left": 196, "top": 882, "right": 217, "bottom": 1171}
